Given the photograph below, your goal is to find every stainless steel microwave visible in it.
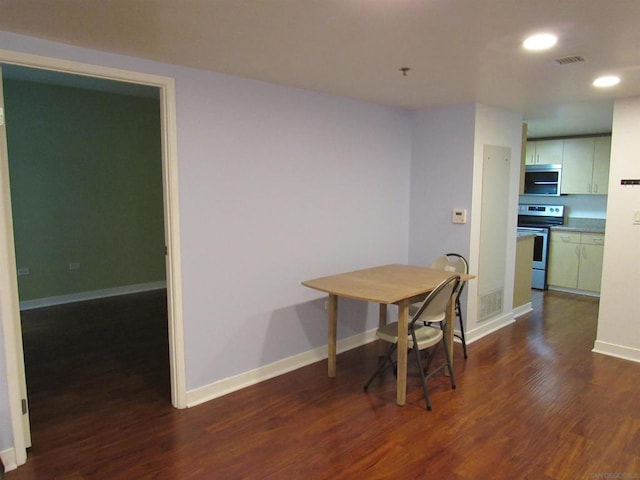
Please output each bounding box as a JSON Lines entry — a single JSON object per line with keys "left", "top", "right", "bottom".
{"left": 523, "top": 164, "right": 562, "bottom": 196}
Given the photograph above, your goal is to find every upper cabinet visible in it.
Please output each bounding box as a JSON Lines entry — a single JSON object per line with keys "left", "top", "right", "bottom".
{"left": 592, "top": 136, "right": 612, "bottom": 194}
{"left": 525, "top": 139, "right": 563, "bottom": 165}
{"left": 561, "top": 136, "right": 611, "bottom": 195}
{"left": 562, "top": 138, "right": 595, "bottom": 194}
{"left": 523, "top": 135, "right": 611, "bottom": 195}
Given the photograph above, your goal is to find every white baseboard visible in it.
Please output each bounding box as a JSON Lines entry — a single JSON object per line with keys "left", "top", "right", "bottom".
{"left": 465, "top": 312, "right": 515, "bottom": 344}
{"left": 593, "top": 341, "right": 640, "bottom": 364}
{"left": 512, "top": 302, "right": 533, "bottom": 319}
{"left": 19, "top": 281, "right": 167, "bottom": 311}
{"left": 0, "top": 446, "right": 17, "bottom": 472}
{"left": 186, "top": 328, "right": 378, "bottom": 408}
{"left": 548, "top": 286, "right": 600, "bottom": 298}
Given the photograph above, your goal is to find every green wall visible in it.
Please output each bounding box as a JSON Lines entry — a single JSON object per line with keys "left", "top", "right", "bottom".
{"left": 4, "top": 78, "right": 166, "bottom": 302}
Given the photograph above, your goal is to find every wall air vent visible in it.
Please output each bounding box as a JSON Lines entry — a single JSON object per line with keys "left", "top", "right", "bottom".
{"left": 479, "top": 288, "right": 504, "bottom": 321}
{"left": 553, "top": 55, "right": 585, "bottom": 65}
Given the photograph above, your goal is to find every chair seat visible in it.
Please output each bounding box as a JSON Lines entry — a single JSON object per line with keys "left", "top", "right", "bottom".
{"left": 376, "top": 322, "right": 443, "bottom": 350}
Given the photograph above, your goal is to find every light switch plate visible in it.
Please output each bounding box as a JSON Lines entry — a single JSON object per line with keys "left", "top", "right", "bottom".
{"left": 634, "top": 210, "right": 640, "bottom": 225}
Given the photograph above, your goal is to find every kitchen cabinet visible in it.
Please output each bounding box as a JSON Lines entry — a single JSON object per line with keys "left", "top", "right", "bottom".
{"left": 592, "top": 136, "right": 611, "bottom": 194}
{"left": 578, "top": 234, "right": 605, "bottom": 291}
{"left": 525, "top": 139, "right": 563, "bottom": 165}
{"left": 513, "top": 234, "right": 534, "bottom": 308}
{"left": 548, "top": 232, "right": 580, "bottom": 287}
{"left": 561, "top": 136, "right": 611, "bottom": 195}
{"left": 548, "top": 231, "right": 604, "bottom": 292}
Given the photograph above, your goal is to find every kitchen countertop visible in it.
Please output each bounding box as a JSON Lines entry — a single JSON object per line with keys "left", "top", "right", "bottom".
{"left": 516, "top": 230, "right": 537, "bottom": 239}
{"left": 551, "top": 217, "right": 606, "bottom": 233}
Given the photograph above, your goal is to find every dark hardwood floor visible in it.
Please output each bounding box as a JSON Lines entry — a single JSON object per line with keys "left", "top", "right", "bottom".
{"left": 6, "top": 290, "right": 640, "bottom": 479}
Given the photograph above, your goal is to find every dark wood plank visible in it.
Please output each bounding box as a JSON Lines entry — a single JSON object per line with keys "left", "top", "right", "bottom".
{"left": 6, "top": 290, "right": 640, "bottom": 479}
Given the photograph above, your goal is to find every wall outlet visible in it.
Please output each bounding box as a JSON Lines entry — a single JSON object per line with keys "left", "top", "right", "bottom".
{"left": 68, "top": 262, "right": 80, "bottom": 270}
{"left": 17, "top": 267, "right": 30, "bottom": 276}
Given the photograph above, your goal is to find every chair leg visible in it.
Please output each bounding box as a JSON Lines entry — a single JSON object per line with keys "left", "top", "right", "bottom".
{"left": 456, "top": 299, "right": 468, "bottom": 359}
{"left": 364, "top": 342, "right": 397, "bottom": 391}
{"left": 412, "top": 345, "right": 432, "bottom": 411}
{"left": 423, "top": 348, "right": 434, "bottom": 373}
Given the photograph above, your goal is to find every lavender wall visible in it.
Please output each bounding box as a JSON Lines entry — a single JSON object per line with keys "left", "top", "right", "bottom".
{"left": 408, "top": 105, "right": 476, "bottom": 265}
{"left": 0, "top": 31, "right": 412, "bottom": 451}
{"left": 175, "top": 71, "right": 412, "bottom": 387}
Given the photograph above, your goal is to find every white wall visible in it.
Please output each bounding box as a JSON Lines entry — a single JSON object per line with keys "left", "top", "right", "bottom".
{"left": 468, "top": 105, "right": 524, "bottom": 337}
{"left": 0, "top": 31, "right": 412, "bottom": 451}
{"left": 594, "top": 97, "right": 640, "bottom": 362}
{"left": 0, "top": 317, "right": 10, "bottom": 451}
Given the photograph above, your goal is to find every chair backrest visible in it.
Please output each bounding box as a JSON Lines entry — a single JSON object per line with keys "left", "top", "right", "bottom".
{"left": 410, "top": 274, "right": 460, "bottom": 327}
{"left": 430, "top": 253, "right": 468, "bottom": 299}
{"left": 430, "top": 253, "right": 468, "bottom": 275}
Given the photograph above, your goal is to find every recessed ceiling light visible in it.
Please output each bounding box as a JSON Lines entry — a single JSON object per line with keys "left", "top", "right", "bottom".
{"left": 593, "top": 75, "right": 621, "bottom": 88}
{"left": 523, "top": 33, "right": 558, "bottom": 51}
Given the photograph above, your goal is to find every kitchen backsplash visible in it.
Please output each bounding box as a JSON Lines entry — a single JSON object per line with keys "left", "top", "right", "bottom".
{"left": 519, "top": 194, "right": 607, "bottom": 219}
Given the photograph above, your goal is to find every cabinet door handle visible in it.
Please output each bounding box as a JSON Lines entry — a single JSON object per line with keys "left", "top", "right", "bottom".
{"left": 594, "top": 184, "right": 598, "bottom": 193}
{"left": 582, "top": 246, "right": 587, "bottom": 259}
{"left": 575, "top": 245, "right": 580, "bottom": 257}
{"left": 588, "top": 183, "right": 592, "bottom": 193}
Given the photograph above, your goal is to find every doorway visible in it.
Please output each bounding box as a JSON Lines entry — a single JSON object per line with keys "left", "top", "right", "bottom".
{"left": 0, "top": 51, "right": 185, "bottom": 468}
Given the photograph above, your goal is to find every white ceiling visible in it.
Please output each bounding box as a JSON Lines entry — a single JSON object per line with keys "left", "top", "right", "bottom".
{"left": 1, "top": 0, "right": 638, "bottom": 137}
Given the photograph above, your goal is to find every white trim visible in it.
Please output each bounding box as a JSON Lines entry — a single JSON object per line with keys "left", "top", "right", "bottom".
{"left": 0, "top": 63, "right": 29, "bottom": 467}
{"left": 512, "top": 302, "right": 533, "bottom": 319}
{"left": 186, "top": 329, "right": 378, "bottom": 408}
{"left": 0, "top": 446, "right": 17, "bottom": 472}
{"left": 548, "top": 286, "right": 600, "bottom": 298}
{"left": 19, "top": 281, "right": 167, "bottom": 311}
{"left": 159, "top": 76, "right": 187, "bottom": 410}
{"left": 593, "top": 341, "right": 640, "bottom": 364}
{"left": 0, "top": 48, "right": 186, "bottom": 468}
{"left": 464, "top": 311, "right": 515, "bottom": 344}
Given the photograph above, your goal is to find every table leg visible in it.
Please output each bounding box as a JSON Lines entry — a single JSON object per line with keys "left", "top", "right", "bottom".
{"left": 396, "top": 299, "right": 408, "bottom": 406}
{"left": 378, "top": 304, "right": 387, "bottom": 356}
{"left": 327, "top": 294, "right": 338, "bottom": 378}
{"left": 444, "top": 297, "right": 455, "bottom": 375}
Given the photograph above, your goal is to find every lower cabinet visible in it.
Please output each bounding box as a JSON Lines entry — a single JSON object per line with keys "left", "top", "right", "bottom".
{"left": 548, "top": 231, "right": 604, "bottom": 293}
{"left": 513, "top": 235, "right": 534, "bottom": 308}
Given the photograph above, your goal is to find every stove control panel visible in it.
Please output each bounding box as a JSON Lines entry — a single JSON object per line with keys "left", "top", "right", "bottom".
{"left": 518, "top": 204, "right": 564, "bottom": 218}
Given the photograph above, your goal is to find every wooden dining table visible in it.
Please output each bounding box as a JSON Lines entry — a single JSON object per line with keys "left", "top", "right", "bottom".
{"left": 302, "top": 264, "right": 474, "bottom": 406}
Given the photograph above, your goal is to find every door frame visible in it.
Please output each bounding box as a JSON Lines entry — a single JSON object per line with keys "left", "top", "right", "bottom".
{"left": 0, "top": 48, "right": 186, "bottom": 468}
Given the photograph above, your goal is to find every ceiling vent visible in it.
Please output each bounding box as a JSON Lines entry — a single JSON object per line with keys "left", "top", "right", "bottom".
{"left": 553, "top": 55, "right": 585, "bottom": 65}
